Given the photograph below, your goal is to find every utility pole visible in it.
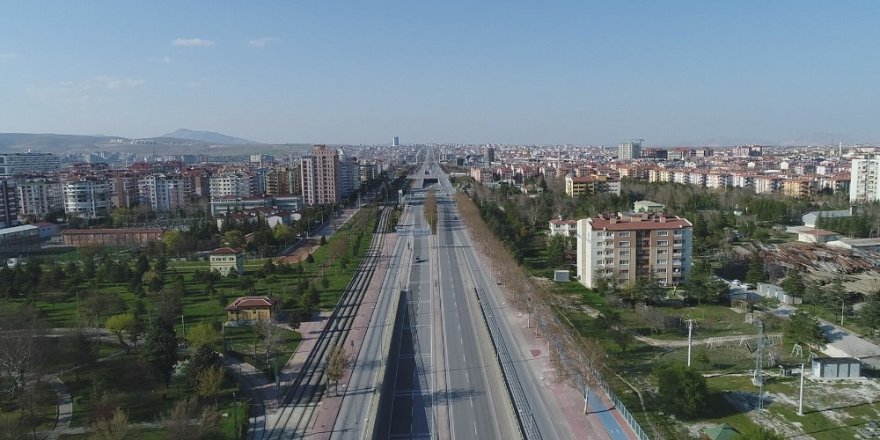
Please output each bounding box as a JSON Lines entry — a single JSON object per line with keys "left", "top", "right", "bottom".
{"left": 686, "top": 319, "right": 695, "bottom": 367}
{"left": 798, "top": 363, "right": 805, "bottom": 416}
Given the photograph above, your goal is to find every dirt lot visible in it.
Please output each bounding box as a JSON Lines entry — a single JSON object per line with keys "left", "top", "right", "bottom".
{"left": 275, "top": 239, "right": 321, "bottom": 264}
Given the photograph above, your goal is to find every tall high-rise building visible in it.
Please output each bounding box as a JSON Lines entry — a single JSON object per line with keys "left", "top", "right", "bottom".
{"left": 850, "top": 158, "right": 880, "bottom": 203}
{"left": 392, "top": 136, "right": 400, "bottom": 147}
{"left": 338, "top": 155, "right": 361, "bottom": 198}
{"left": 301, "top": 145, "right": 340, "bottom": 206}
{"left": 0, "top": 179, "right": 20, "bottom": 228}
{"left": 62, "top": 178, "right": 110, "bottom": 219}
{"left": 618, "top": 139, "right": 643, "bottom": 160}
{"left": 485, "top": 147, "right": 495, "bottom": 163}
{"left": 0, "top": 153, "right": 61, "bottom": 177}
{"left": 576, "top": 212, "right": 692, "bottom": 289}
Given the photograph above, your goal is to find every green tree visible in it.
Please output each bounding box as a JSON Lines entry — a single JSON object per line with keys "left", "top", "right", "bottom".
{"left": 223, "top": 230, "right": 245, "bottom": 248}
{"left": 785, "top": 311, "right": 828, "bottom": 352}
{"left": 187, "top": 322, "right": 219, "bottom": 348}
{"left": 654, "top": 363, "right": 708, "bottom": 419}
{"left": 325, "top": 345, "right": 350, "bottom": 395}
{"left": 105, "top": 313, "right": 135, "bottom": 352}
{"left": 143, "top": 316, "right": 178, "bottom": 386}
{"left": 273, "top": 224, "right": 296, "bottom": 246}
{"left": 744, "top": 254, "right": 766, "bottom": 288}
{"left": 859, "top": 293, "right": 880, "bottom": 337}
{"left": 780, "top": 269, "right": 806, "bottom": 299}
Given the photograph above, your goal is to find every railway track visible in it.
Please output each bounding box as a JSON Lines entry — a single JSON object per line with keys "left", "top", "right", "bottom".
{"left": 262, "top": 207, "right": 391, "bottom": 439}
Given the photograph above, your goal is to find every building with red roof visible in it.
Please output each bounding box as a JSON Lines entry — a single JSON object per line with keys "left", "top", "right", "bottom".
{"left": 225, "top": 296, "right": 279, "bottom": 323}
{"left": 210, "top": 247, "right": 244, "bottom": 275}
{"left": 576, "top": 212, "right": 693, "bottom": 289}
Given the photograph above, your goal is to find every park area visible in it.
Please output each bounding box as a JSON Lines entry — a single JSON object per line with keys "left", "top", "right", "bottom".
{"left": 0, "top": 207, "right": 377, "bottom": 438}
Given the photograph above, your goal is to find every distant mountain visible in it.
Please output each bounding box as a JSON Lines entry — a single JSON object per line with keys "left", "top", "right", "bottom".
{"left": 160, "top": 128, "right": 257, "bottom": 145}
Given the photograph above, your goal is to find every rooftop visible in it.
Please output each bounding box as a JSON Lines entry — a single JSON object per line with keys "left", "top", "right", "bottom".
{"left": 211, "top": 247, "right": 242, "bottom": 255}
{"left": 588, "top": 213, "right": 692, "bottom": 231}
{"left": 225, "top": 296, "right": 279, "bottom": 311}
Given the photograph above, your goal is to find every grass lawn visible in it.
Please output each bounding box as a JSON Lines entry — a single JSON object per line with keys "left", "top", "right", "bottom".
{"left": 223, "top": 324, "right": 302, "bottom": 373}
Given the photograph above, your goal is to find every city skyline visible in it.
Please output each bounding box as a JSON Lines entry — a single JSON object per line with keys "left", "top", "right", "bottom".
{"left": 1, "top": 1, "right": 879, "bottom": 146}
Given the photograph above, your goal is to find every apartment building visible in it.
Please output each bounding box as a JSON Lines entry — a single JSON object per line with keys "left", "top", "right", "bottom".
{"left": 564, "top": 174, "right": 621, "bottom": 197}
{"left": 138, "top": 174, "right": 188, "bottom": 211}
{"left": 339, "top": 155, "right": 361, "bottom": 198}
{"left": 0, "top": 179, "right": 19, "bottom": 228}
{"left": 108, "top": 173, "right": 138, "bottom": 209}
{"left": 618, "top": 140, "right": 642, "bottom": 160}
{"left": 301, "top": 145, "right": 340, "bottom": 205}
{"left": 850, "top": 158, "right": 880, "bottom": 203}
{"left": 210, "top": 173, "right": 254, "bottom": 201}
{"left": 62, "top": 178, "right": 111, "bottom": 219}
{"left": 576, "top": 212, "right": 693, "bottom": 289}
{"left": 0, "top": 153, "right": 61, "bottom": 177}
{"left": 14, "top": 178, "right": 61, "bottom": 221}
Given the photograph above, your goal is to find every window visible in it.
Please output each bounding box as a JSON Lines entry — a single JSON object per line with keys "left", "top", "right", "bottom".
{"left": 657, "top": 231, "right": 668, "bottom": 236}
{"left": 619, "top": 260, "right": 629, "bottom": 266}
{"left": 674, "top": 230, "right": 684, "bottom": 235}
{"left": 619, "top": 241, "right": 630, "bottom": 247}
{"left": 619, "top": 250, "right": 630, "bottom": 257}
{"left": 656, "top": 268, "right": 667, "bottom": 273}
{"left": 618, "top": 231, "right": 630, "bottom": 238}
{"left": 656, "top": 259, "right": 667, "bottom": 265}
{"left": 657, "top": 240, "right": 668, "bottom": 246}
{"left": 657, "top": 249, "right": 668, "bottom": 255}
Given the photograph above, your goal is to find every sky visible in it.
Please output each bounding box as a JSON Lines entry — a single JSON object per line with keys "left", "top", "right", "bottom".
{"left": 0, "top": 1, "right": 879, "bottom": 146}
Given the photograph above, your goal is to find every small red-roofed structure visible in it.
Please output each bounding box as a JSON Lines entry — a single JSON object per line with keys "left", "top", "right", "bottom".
{"left": 225, "top": 296, "right": 279, "bottom": 323}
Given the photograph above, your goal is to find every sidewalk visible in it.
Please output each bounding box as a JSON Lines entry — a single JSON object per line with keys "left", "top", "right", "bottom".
{"left": 307, "top": 230, "right": 399, "bottom": 439}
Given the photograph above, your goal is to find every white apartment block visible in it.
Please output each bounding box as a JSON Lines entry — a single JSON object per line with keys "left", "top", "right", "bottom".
{"left": 618, "top": 140, "right": 642, "bottom": 160}
{"left": 576, "top": 212, "right": 693, "bottom": 289}
{"left": 138, "top": 174, "right": 188, "bottom": 211}
{"left": 850, "top": 158, "right": 880, "bottom": 203}
{"left": 210, "top": 173, "right": 254, "bottom": 201}
{"left": 0, "top": 153, "right": 61, "bottom": 177}
{"left": 14, "top": 178, "right": 61, "bottom": 220}
{"left": 62, "top": 178, "right": 110, "bottom": 219}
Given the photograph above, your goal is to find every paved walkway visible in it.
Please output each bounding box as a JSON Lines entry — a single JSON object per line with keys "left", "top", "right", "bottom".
{"left": 307, "top": 230, "right": 399, "bottom": 439}
{"left": 34, "top": 375, "right": 73, "bottom": 440}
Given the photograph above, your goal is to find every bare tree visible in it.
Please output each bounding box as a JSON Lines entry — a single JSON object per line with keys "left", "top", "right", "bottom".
{"left": 255, "top": 320, "right": 284, "bottom": 366}
{"left": 575, "top": 338, "right": 607, "bottom": 414}
{"left": 0, "top": 308, "right": 46, "bottom": 397}
{"left": 163, "top": 397, "right": 220, "bottom": 440}
{"left": 89, "top": 408, "right": 135, "bottom": 440}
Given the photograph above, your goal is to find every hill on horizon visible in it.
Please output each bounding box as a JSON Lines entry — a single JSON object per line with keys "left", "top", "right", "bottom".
{"left": 160, "top": 128, "right": 258, "bottom": 145}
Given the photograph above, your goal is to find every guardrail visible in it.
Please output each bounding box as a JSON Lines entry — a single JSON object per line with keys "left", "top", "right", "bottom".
{"left": 473, "top": 286, "right": 541, "bottom": 440}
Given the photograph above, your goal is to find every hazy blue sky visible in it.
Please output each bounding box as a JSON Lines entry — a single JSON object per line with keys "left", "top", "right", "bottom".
{"left": 1, "top": 1, "right": 878, "bottom": 146}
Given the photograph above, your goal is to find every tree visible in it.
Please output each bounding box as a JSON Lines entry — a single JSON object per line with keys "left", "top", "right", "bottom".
{"left": 188, "top": 321, "right": 219, "bottom": 348}
{"left": 780, "top": 269, "right": 806, "bottom": 299}
{"left": 105, "top": 313, "right": 135, "bottom": 352}
{"left": 0, "top": 308, "right": 46, "bottom": 397}
{"left": 273, "top": 224, "right": 296, "bottom": 246}
{"left": 305, "top": 253, "right": 315, "bottom": 264}
{"left": 611, "top": 329, "right": 633, "bottom": 352}
{"left": 785, "top": 311, "right": 828, "bottom": 352}
{"left": 654, "top": 363, "right": 708, "bottom": 419}
{"left": 195, "top": 365, "right": 225, "bottom": 402}
{"left": 163, "top": 230, "right": 185, "bottom": 257}
{"left": 860, "top": 293, "right": 880, "bottom": 337}
{"left": 745, "top": 254, "right": 766, "bottom": 288}
{"left": 223, "top": 230, "right": 245, "bottom": 248}
{"left": 575, "top": 338, "right": 606, "bottom": 414}
{"left": 143, "top": 316, "right": 178, "bottom": 386}
{"left": 88, "top": 408, "right": 134, "bottom": 440}
{"left": 163, "top": 397, "right": 220, "bottom": 440}
{"left": 325, "top": 345, "right": 350, "bottom": 395}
